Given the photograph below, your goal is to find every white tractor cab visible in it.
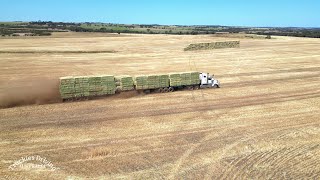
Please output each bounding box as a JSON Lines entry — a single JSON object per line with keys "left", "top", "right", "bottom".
{"left": 199, "top": 72, "right": 220, "bottom": 88}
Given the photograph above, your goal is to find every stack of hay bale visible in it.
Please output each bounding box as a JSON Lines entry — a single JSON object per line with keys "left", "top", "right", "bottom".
{"left": 168, "top": 73, "right": 182, "bottom": 87}
{"left": 59, "top": 76, "right": 75, "bottom": 99}
{"left": 74, "top": 76, "right": 89, "bottom": 97}
{"left": 134, "top": 74, "right": 169, "bottom": 90}
{"left": 101, "top": 75, "right": 116, "bottom": 95}
{"left": 159, "top": 75, "right": 169, "bottom": 88}
{"left": 89, "top": 76, "right": 103, "bottom": 96}
{"left": 59, "top": 75, "right": 116, "bottom": 99}
{"left": 147, "top": 75, "right": 159, "bottom": 89}
{"left": 89, "top": 75, "right": 116, "bottom": 96}
{"left": 134, "top": 76, "right": 148, "bottom": 90}
{"left": 184, "top": 41, "right": 240, "bottom": 51}
{"left": 115, "top": 76, "right": 134, "bottom": 91}
{"left": 214, "top": 41, "right": 240, "bottom": 49}
{"left": 169, "top": 72, "right": 199, "bottom": 86}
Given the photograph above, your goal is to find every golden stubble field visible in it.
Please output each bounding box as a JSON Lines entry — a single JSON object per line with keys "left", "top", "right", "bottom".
{"left": 0, "top": 32, "right": 319, "bottom": 179}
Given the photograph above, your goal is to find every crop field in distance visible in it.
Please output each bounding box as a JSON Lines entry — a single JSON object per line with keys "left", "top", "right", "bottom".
{"left": 0, "top": 32, "right": 319, "bottom": 179}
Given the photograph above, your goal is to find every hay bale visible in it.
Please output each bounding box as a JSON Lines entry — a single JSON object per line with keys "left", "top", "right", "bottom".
{"left": 169, "top": 73, "right": 182, "bottom": 87}
{"left": 116, "top": 75, "right": 134, "bottom": 91}
{"left": 59, "top": 76, "right": 75, "bottom": 99}
{"left": 88, "top": 75, "right": 116, "bottom": 95}
{"left": 74, "top": 76, "right": 89, "bottom": 97}
{"left": 100, "top": 75, "right": 116, "bottom": 95}
{"left": 59, "top": 75, "right": 116, "bottom": 98}
{"left": 169, "top": 72, "right": 199, "bottom": 86}
{"left": 147, "top": 75, "right": 159, "bottom": 89}
{"left": 135, "top": 74, "right": 169, "bottom": 90}
{"left": 190, "top": 71, "right": 200, "bottom": 84}
{"left": 159, "top": 74, "right": 169, "bottom": 88}
{"left": 184, "top": 41, "right": 240, "bottom": 51}
{"left": 134, "top": 76, "right": 148, "bottom": 90}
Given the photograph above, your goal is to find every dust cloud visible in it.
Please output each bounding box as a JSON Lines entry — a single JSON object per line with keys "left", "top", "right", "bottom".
{"left": 0, "top": 78, "right": 61, "bottom": 108}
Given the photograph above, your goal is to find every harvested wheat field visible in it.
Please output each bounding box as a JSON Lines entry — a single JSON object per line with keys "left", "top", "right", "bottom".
{"left": 0, "top": 32, "right": 319, "bottom": 179}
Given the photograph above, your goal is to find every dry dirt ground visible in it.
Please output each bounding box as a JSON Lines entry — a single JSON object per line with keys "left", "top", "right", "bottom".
{"left": 0, "top": 32, "right": 319, "bottom": 179}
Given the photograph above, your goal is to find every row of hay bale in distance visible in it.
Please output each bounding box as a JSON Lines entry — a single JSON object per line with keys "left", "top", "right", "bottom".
{"left": 184, "top": 41, "right": 240, "bottom": 51}
{"left": 59, "top": 72, "right": 200, "bottom": 99}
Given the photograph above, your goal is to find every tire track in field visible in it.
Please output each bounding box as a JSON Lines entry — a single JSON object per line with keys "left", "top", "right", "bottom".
{"left": 3, "top": 115, "right": 319, "bottom": 177}
{"left": 216, "top": 133, "right": 320, "bottom": 179}
{"left": 219, "top": 66, "right": 320, "bottom": 78}
{"left": 268, "top": 144, "right": 320, "bottom": 179}
{"left": 223, "top": 126, "right": 320, "bottom": 179}
{"left": 232, "top": 145, "right": 308, "bottom": 179}
{"left": 184, "top": 121, "right": 320, "bottom": 179}
{"left": 168, "top": 129, "right": 229, "bottom": 180}
{"left": 223, "top": 73, "right": 320, "bottom": 89}
{"left": 12, "top": 112, "right": 315, "bottom": 163}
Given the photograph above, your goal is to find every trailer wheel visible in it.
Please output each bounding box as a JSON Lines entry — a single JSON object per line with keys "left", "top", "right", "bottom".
{"left": 194, "top": 85, "right": 200, "bottom": 90}
{"left": 163, "top": 87, "right": 169, "bottom": 93}
{"left": 168, "top": 87, "right": 174, "bottom": 92}
{"left": 154, "top": 88, "right": 161, "bottom": 93}
{"left": 188, "top": 86, "right": 194, "bottom": 90}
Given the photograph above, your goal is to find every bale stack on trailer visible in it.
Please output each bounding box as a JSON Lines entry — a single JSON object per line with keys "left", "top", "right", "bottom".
{"left": 134, "top": 76, "right": 148, "bottom": 90}
{"left": 169, "top": 73, "right": 182, "bottom": 87}
{"left": 74, "top": 76, "right": 89, "bottom": 97}
{"left": 159, "top": 75, "right": 169, "bottom": 87}
{"left": 101, "top": 75, "right": 116, "bottom": 95}
{"left": 59, "top": 75, "right": 116, "bottom": 99}
{"left": 116, "top": 76, "right": 135, "bottom": 91}
{"left": 190, "top": 72, "right": 200, "bottom": 84}
{"left": 59, "top": 77, "right": 75, "bottom": 99}
{"left": 169, "top": 71, "right": 200, "bottom": 86}
{"left": 89, "top": 76, "right": 102, "bottom": 96}
{"left": 147, "top": 75, "right": 160, "bottom": 89}
{"left": 89, "top": 75, "right": 116, "bottom": 96}
{"left": 59, "top": 71, "right": 203, "bottom": 100}
{"left": 135, "top": 74, "right": 170, "bottom": 90}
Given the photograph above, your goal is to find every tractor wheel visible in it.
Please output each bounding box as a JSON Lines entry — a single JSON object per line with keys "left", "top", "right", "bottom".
{"left": 213, "top": 85, "right": 218, "bottom": 88}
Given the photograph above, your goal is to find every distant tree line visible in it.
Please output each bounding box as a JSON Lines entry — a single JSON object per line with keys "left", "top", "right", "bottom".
{"left": 257, "top": 30, "right": 320, "bottom": 38}
{"left": 1, "top": 21, "right": 320, "bottom": 38}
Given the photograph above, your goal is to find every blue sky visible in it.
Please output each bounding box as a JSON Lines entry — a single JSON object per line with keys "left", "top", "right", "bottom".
{"left": 1, "top": 0, "right": 320, "bottom": 27}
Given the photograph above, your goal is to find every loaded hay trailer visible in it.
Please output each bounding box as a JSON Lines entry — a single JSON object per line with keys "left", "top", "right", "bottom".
{"left": 59, "top": 71, "right": 219, "bottom": 101}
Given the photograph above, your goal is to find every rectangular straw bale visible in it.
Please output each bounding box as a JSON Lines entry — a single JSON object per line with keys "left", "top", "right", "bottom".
{"left": 159, "top": 74, "right": 169, "bottom": 88}
{"left": 134, "top": 76, "right": 148, "bottom": 90}
{"left": 60, "top": 76, "right": 75, "bottom": 85}
{"left": 116, "top": 75, "right": 134, "bottom": 91}
{"left": 190, "top": 72, "right": 200, "bottom": 84}
{"left": 59, "top": 76, "right": 75, "bottom": 98}
{"left": 60, "top": 93, "right": 74, "bottom": 99}
{"left": 169, "top": 72, "right": 200, "bottom": 86}
{"left": 100, "top": 75, "right": 116, "bottom": 94}
{"left": 169, "top": 73, "right": 182, "bottom": 86}
{"left": 147, "top": 75, "right": 159, "bottom": 89}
